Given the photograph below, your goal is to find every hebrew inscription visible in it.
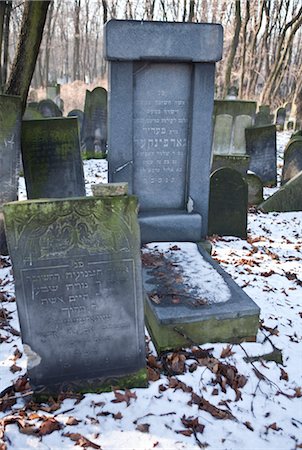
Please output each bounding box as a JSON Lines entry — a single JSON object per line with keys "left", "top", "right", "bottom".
{"left": 133, "top": 63, "right": 191, "bottom": 209}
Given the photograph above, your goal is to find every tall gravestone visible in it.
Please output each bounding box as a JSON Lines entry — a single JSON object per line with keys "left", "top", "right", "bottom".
{"left": 68, "top": 109, "right": 84, "bottom": 141}
{"left": 82, "top": 87, "right": 107, "bottom": 157}
{"left": 106, "top": 20, "right": 223, "bottom": 242}
{"left": 254, "top": 105, "right": 273, "bottom": 127}
{"left": 281, "top": 136, "right": 302, "bottom": 185}
{"left": 208, "top": 168, "right": 248, "bottom": 238}
{"left": 22, "top": 117, "right": 86, "bottom": 199}
{"left": 275, "top": 107, "right": 286, "bottom": 131}
{"left": 245, "top": 125, "right": 277, "bottom": 186}
{"left": 0, "top": 95, "right": 21, "bottom": 255}
{"left": 105, "top": 20, "right": 260, "bottom": 351}
{"left": 4, "top": 195, "right": 146, "bottom": 395}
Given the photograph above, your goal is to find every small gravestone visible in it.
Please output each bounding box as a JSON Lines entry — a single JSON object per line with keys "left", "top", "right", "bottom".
{"left": 38, "top": 99, "right": 62, "bottom": 118}
{"left": 255, "top": 105, "right": 274, "bottom": 127}
{"left": 22, "top": 118, "right": 85, "bottom": 199}
{"left": 208, "top": 168, "right": 248, "bottom": 238}
{"left": 3, "top": 195, "right": 146, "bottom": 395}
{"left": 0, "top": 95, "right": 21, "bottom": 255}
{"left": 275, "top": 107, "right": 286, "bottom": 131}
{"left": 67, "top": 109, "right": 84, "bottom": 140}
{"left": 211, "top": 154, "right": 250, "bottom": 177}
{"left": 82, "top": 87, "right": 107, "bottom": 157}
{"left": 232, "top": 115, "right": 253, "bottom": 154}
{"left": 259, "top": 171, "right": 302, "bottom": 212}
{"left": 281, "top": 136, "right": 302, "bottom": 185}
{"left": 245, "top": 125, "right": 277, "bottom": 186}
{"left": 212, "top": 114, "right": 233, "bottom": 155}
{"left": 23, "top": 108, "right": 44, "bottom": 120}
{"left": 225, "top": 85, "right": 238, "bottom": 100}
{"left": 46, "top": 84, "right": 60, "bottom": 101}
{"left": 246, "top": 172, "right": 263, "bottom": 206}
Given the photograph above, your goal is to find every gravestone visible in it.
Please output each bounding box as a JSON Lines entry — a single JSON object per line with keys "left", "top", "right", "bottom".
{"left": 38, "top": 99, "right": 62, "bottom": 118}
{"left": 245, "top": 125, "right": 277, "bottom": 186}
{"left": 46, "top": 84, "right": 60, "bottom": 101}
{"left": 3, "top": 195, "right": 147, "bottom": 395}
{"left": 0, "top": 95, "right": 21, "bottom": 255}
{"left": 212, "top": 114, "right": 233, "bottom": 155}
{"left": 246, "top": 172, "right": 263, "bottom": 206}
{"left": 232, "top": 114, "right": 253, "bottom": 154}
{"left": 259, "top": 171, "right": 302, "bottom": 212}
{"left": 211, "top": 154, "right": 250, "bottom": 177}
{"left": 82, "top": 87, "right": 107, "bottom": 157}
{"left": 67, "top": 109, "right": 84, "bottom": 140}
{"left": 225, "top": 85, "right": 238, "bottom": 100}
{"left": 22, "top": 117, "right": 85, "bottom": 199}
{"left": 281, "top": 136, "right": 302, "bottom": 185}
{"left": 275, "top": 107, "right": 286, "bottom": 131}
{"left": 208, "top": 168, "right": 248, "bottom": 238}
{"left": 105, "top": 20, "right": 259, "bottom": 351}
{"left": 106, "top": 20, "right": 223, "bottom": 242}
{"left": 254, "top": 105, "right": 274, "bottom": 127}
{"left": 23, "top": 108, "right": 44, "bottom": 120}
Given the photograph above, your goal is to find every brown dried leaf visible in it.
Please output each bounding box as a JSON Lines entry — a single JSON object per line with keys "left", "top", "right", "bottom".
{"left": 10, "top": 364, "right": 22, "bottom": 373}
{"left": 189, "top": 393, "right": 236, "bottom": 420}
{"left": 63, "top": 432, "right": 101, "bottom": 449}
{"left": 267, "top": 422, "right": 282, "bottom": 431}
{"left": 66, "top": 416, "right": 81, "bottom": 426}
{"left": 176, "top": 429, "right": 193, "bottom": 436}
{"left": 149, "top": 294, "right": 161, "bottom": 304}
{"left": 168, "top": 377, "right": 192, "bottom": 393}
{"left": 112, "top": 389, "right": 137, "bottom": 406}
{"left": 244, "top": 421, "right": 254, "bottom": 431}
{"left": 280, "top": 368, "right": 289, "bottom": 381}
{"left": 38, "top": 418, "right": 62, "bottom": 436}
{"left": 113, "top": 412, "right": 122, "bottom": 420}
{"left": 136, "top": 423, "right": 150, "bottom": 433}
{"left": 181, "top": 415, "right": 205, "bottom": 433}
{"left": 220, "top": 345, "right": 235, "bottom": 359}
{"left": 147, "top": 367, "right": 160, "bottom": 382}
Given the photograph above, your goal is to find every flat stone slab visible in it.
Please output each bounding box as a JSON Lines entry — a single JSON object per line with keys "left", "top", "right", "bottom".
{"left": 143, "top": 243, "right": 260, "bottom": 352}
{"left": 92, "top": 182, "right": 128, "bottom": 197}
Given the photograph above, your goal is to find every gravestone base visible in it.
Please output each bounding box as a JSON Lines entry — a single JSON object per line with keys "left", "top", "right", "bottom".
{"left": 143, "top": 245, "right": 259, "bottom": 353}
{"left": 32, "top": 368, "right": 147, "bottom": 401}
{"left": 211, "top": 154, "right": 250, "bottom": 177}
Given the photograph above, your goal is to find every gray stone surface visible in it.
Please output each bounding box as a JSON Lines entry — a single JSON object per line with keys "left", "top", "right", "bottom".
{"left": 3, "top": 195, "right": 146, "bottom": 393}
{"left": 208, "top": 167, "right": 248, "bottom": 238}
{"left": 105, "top": 20, "right": 223, "bottom": 241}
{"left": 247, "top": 172, "right": 263, "bottom": 206}
{"left": 38, "top": 99, "right": 62, "bottom": 118}
{"left": 212, "top": 114, "right": 233, "bottom": 155}
{"left": 254, "top": 105, "right": 273, "bottom": 127}
{"left": 211, "top": 154, "right": 250, "bottom": 177}
{"left": 259, "top": 170, "right": 302, "bottom": 212}
{"left": 22, "top": 117, "right": 86, "bottom": 199}
{"left": 232, "top": 114, "right": 253, "bottom": 154}
{"left": 67, "top": 109, "right": 84, "bottom": 141}
{"left": 214, "top": 100, "right": 257, "bottom": 118}
{"left": 82, "top": 87, "right": 107, "bottom": 156}
{"left": 275, "top": 107, "right": 286, "bottom": 131}
{"left": 0, "top": 95, "right": 21, "bottom": 255}
{"left": 245, "top": 125, "right": 277, "bottom": 186}
{"left": 92, "top": 182, "right": 128, "bottom": 197}
{"left": 105, "top": 20, "right": 223, "bottom": 62}
{"left": 46, "top": 84, "right": 60, "bottom": 101}
{"left": 281, "top": 136, "right": 302, "bottom": 185}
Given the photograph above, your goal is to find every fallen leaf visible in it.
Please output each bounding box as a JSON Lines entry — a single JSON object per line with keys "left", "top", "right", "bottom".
{"left": 189, "top": 393, "right": 236, "bottom": 420}
{"left": 244, "top": 421, "right": 254, "bottom": 431}
{"left": 38, "top": 418, "right": 62, "bottom": 436}
{"left": 136, "top": 423, "right": 150, "bottom": 433}
{"left": 267, "top": 422, "right": 282, "bottom": 431}
{"left": 112, "top": 389, "right": 137, "bottom": 406}
{"left": 63, "top": 432, "right": 101, "bottom": 449}
{"left": 113, "top": 412, "right": 122, "bottom": 420}
{"left": 280, "top": 368, "right": 289, "bottom": 381}
{"left": 147, "top": 367, "right": 160, "bottom": 382}
{"left": 10, "top": 364, "right": 22, "bottom": 373}
{"left": 66, "top": 416, "right": 81, "bottom": 426}
{"left": 176, "top": 429, "right": 193, "bottom": 436}
{"left": 220, "top": 345, "right": 235, "bottom": 358}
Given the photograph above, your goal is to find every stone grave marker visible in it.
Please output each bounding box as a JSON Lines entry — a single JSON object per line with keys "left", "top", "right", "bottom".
{"left": 246, "top": 172, "right": 263, "bottom": 206}
{"left": 208, "top": 167, "right": 248, "bottom": 238}
{"left": 67, "top": 109, "right": 84, "bottom": 141}
{"left": 259, "top": 171, "right": 302, "bottom": 212}
{"left": 46, "top": 84, "right": 60, "bottom": 101}
{"left": 38, "top": 99, "right": 62, "bottom": 118}
{"left": 22, "top": 117, "right": 85, "bottom": 199}
{"left": 225, "top": 85, "right": 238, "bottom": 100}
{"left": 211, "top": 154, "right": 250, "bottom": 177}
{"left": 281, "top": 136, "right": 302, "bottom": 185}
{"left": 275, "top": 107, "right": 286, "bottom": 131}
{"left": 0, "top": 95, "right": 21, "bottom": 255}
{"left": 82, "top": 87, "right": 107, "bottom": 157}
{"left": 3, "top": 195, "right": 146, "bottom": 395}
{"left": 232, "top": 114, "right": 253, "bottom": 154}
{"left": 105, "top": 20, "right": 260, "bottom": 351}
{"left": 254, "top": 105, "right": 274, "bottom": 127}
{"left": 245, "top": 125, "right": 277, "bottom": 186}
{"left": 212, "top": 114, "right": 233, "bottom": 155}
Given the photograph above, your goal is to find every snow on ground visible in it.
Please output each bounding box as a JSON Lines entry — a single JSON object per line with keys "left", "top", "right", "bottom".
{"left": 0, "top": 132, "right": 301, "bottom": 450}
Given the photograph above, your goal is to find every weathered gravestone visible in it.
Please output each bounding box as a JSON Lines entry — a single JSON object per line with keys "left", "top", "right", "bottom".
{"left": 225, "top": 85, "right": 238, "bottom": 100}
{"left": 245, "top": 125, "right": 277, "bottom": 186}
{"left": 22, "top": 117, "right": 86, "bottom": 199}
{"left": 275, "top": 107, "right": 286, "bottom": 131}
{"left": 38, "top": 99, "right": 62, "bottom": 118}
{"left": 281, "top": 136, "right": 302, "bottom": 185}
{"left": 82, "top": 87, "right": 107, "bottom": 157}
{"left": 68, "top": 109, "right": 84, "bottom": 140}
{"left": 259, "top": 170, "right": 302, "bottom": 212}
{"left": 254, "top": 105, "right": 274, "bottom": 127}
{"left": 208, "top": 167, "right": 248, "bottom": 238}
{"left": 105, "top": 20, "right": 259, "bottom": 351}
{"left": 246, "top": 172, "right": 264, "bottom": 206}
{"left": 0, "top": 95, "right": 21, "bottom": 255}
{"left": 46, "top": 84, "right": 60, "bottom": 101}
{"left": 3, "top": 195, "right": 147, "bottom": 395}
{"left": 23, "top": 107, "right": 44, "bottom": 121}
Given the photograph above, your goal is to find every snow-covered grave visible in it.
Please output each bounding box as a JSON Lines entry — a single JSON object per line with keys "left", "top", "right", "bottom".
{"left": 1, "top": 131, "right": 301, "bottom": 449}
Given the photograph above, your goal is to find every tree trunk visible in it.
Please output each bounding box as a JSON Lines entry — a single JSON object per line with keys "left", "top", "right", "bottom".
{"left": 73, "top": 0, "right": 81, "bottom": 81}
{"left": 0, "top": 2, "right": 6, "bottom": 89}
{"left": 239, "top": 0, "right": 250, "bottom": 98}
{"left": 2, "top": 0, "right": 11, "bottom": 86}
{"left": 223, "top": 0, "right": 241, "bottom": 98}
{"left": 5, "top": 0, "right": 50, "bottom": 113}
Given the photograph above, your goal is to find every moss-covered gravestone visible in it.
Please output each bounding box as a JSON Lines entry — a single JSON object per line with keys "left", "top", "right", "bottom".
{"left": 3, "top": 195, "right": 146, "bottom": 396}
{"left": 82, "top": 87, "right": 107, "bottom": 158}
{"left": 208, "top": 168, "right": 248, "bottom": 238}
{"left": 259, "top": 171, "right": 302, "bottom": 212}
{"left": 38, "top": 99, "right": 62, "bottom": 118}
{"left": 0, "top": 95, "right": 21, "bottom": 255}
{"left": 68, "top": 109, "right": 84, "bottom": 142}
{"left": 281, "top": 136, "right": 302, "bottom": 185}
{"left": 22, "top": 117, "right": 86, "bottom": 199}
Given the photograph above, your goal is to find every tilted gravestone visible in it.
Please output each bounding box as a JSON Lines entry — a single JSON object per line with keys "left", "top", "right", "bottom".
{"left": 82, "top": 87, "right": 107, "bottom": 157}
{"left": 254, "top": 105, "right": 274, "bottom": 127}
{"left": 275, "top": 107, "right": 286, "bottom": 131}
{"left": 3, "top": 195, "right": 146, "bottom": 395}
{"left": 245, "top": 125, "right": 277, "bottom": 186}
{"left": 208, "top": 168, "right": 248, "bottom": 238}
{"left": 22, "top": 118, "right": 86, "bottom": 199}
{"left": 281, "top": 136, "right": 302, "bottom": 185}
{"left": 105, "top": 20, "right": 259, "bottom": 351}
{"left": 0, "top": 95, "right": 21, "bottom": 255}
{"left": 259, "top": 170, "right": 302, "bottom": 212}
{"left": 38, "top": 99, "right": 62, "bottom": 118}
{"left": 246, "top": 172, "right": 263, "bottom": 206}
